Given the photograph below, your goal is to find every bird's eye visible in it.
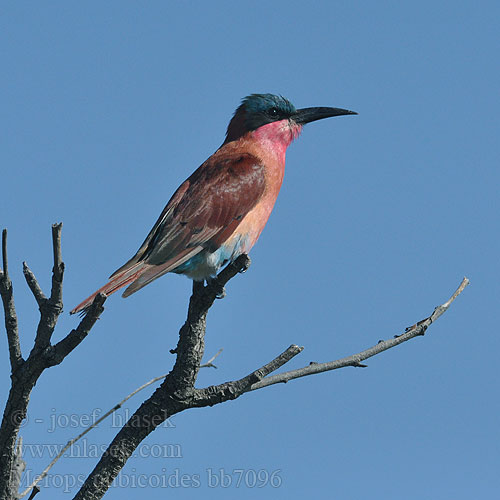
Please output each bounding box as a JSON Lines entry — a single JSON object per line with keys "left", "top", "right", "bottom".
{"left": 268, "top": 107, "right": 279, "bottom": 117}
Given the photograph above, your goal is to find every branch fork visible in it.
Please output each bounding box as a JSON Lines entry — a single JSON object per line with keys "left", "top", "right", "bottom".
{"left": 0, "top": 224, "right": 107, "bottom": 500}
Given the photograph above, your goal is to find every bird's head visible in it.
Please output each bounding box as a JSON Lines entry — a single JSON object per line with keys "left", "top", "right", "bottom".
{"left": 224, "top": 93, "right": 356, "bottom": 146}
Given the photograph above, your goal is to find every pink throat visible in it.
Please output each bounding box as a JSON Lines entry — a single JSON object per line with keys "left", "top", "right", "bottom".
{"left": 252, "top": 120, "right": 302, "bottom": 161}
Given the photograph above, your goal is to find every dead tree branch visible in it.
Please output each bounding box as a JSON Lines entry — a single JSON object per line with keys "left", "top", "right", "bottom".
{"left": 72, "top": 263, "right": 468, "bottom": 500}
{"left": 0, "top": 229, "right": 23, "bottom": 371}
{"left": 19, "top": 343, "right": 225, "bottom": 498}
{"left": 72, "top": 256, "right": 294, "bottom": 499}
{"left": 0, "top": 225, "right": 107, "bottom": 500}
{"left": 248, "top": 277, "right": 469, "bottom": 391}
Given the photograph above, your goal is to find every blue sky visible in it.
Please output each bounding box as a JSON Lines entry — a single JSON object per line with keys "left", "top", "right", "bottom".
{"left": 1, "top": 1, "right": 499, "bottom": 498}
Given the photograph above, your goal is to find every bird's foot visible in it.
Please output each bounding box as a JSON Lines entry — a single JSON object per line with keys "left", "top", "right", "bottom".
{"left": 206, "top": 277, "right": 226, "bottom": 299}
{"left": 230, "top": 254, "right": 251, "bottom": 274}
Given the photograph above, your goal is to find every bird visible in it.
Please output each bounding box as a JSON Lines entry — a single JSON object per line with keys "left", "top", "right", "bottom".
{"left": 70, "top": 93, "right": 356, "bottom": 314}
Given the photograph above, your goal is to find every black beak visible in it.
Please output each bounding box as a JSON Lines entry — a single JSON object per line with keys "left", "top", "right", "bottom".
{"left": 292, "top": 106, "right": 357, "bottom": 125}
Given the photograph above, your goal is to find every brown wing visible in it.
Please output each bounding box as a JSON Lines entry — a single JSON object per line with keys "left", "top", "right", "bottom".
{"left": 111, "top": 152, "right": 266, "bottom": 277}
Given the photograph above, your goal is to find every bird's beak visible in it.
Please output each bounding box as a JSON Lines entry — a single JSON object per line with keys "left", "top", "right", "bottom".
{"left": 292, "top": 106, "right": 357, "bottom": 125}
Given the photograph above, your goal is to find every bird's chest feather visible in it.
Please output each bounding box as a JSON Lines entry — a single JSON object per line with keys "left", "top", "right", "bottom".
{"left": 237, "top": 123, "right": 291, "bottom": 246}
{"left": 175, "top": 158, "right": 285, "bottom": 280}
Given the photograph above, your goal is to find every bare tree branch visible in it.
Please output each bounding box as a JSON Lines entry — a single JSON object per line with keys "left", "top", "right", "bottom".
{"left": 72, "top": 255, "right": 253, "bottom": 500}
{"left": 0, "top": 225, "right": 106, "bottom": 500}
{"left": 0, "top": 229, "right": 23, "bottom": 371}
{"left": 47, "top": 293, "right": 106, "bottom": 366}
{"left": 49, "top": 223, "right": 64, "bottom": 305}
{"left": 247, "top": 277, "right": 469, "bottom": 391}
{"left": 73, "top": 275, "right": 469, "bottom": 500}
{"left": 428, "top": 277, "right": 469, "bottom": 322}
{"left": 22, "top": 340, "right": 298, "bottom": 498}
{"left": 22, "top": 339, "right": 297, "bottom": 499}
{"left": 20, "top": 223, "right": 64, "bottom": 313}
{"left": 2, "top": 229, "right": 8, "bottom": 277}
{"left": 32, "top": 223, "right": 64, "bottom": 351}
{"left": 192, "top": 344, "right": 303, "bottom": 406}
{"left": 22, "top": 263, "right": 46, "bottom": 306}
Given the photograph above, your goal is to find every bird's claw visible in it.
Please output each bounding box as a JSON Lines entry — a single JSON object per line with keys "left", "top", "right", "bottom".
{"left": 207, "top": 277, "right": 226, "bottom": 299}
{"left": 236, "top": 256, "right": 250, "bottom": 274}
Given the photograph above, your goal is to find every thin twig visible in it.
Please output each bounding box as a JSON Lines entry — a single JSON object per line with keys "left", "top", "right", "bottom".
{"left": 249, "top": 277, "right": 470, "bottom": 391}
{"left": 429, "top": 277, "right": 469, "bottom": 322}
{"left": 200, "top": 348, "right": 223, "bottom": 368}
{"left": 18, "top": 372, "right": 168, "bottom": 499}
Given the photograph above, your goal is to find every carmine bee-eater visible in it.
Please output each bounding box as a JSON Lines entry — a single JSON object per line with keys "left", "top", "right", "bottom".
{"left": 70, "top": 94, "right": 356, "bottom": 314}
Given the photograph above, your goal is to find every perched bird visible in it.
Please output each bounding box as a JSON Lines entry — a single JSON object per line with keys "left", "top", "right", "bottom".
{"left": 70, "top": 94, "right": 356, "bottom": 314}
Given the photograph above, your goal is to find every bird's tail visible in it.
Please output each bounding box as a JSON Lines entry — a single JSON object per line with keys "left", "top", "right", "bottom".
{"left": 69, "top": 262, "right": 150, "bottom": 315}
